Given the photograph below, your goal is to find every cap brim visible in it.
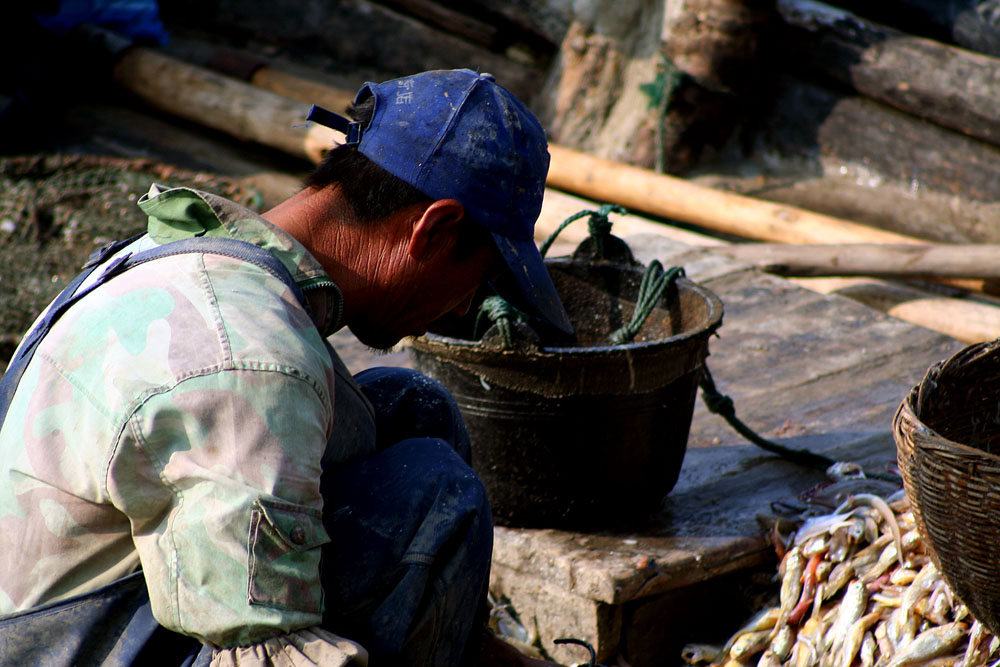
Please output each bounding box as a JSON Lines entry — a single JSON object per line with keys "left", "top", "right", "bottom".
{"left": 490, "top": 233, "right": 574, "bottom": 335}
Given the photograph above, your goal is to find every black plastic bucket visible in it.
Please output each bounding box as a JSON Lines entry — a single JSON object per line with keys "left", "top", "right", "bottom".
{"left": 409, "top": 255, "right": 723, "bottom": 529}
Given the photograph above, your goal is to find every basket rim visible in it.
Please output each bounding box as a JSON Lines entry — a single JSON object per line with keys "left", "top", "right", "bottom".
{"left": 896, "top": 381, "right": 1000, "bottom": 465}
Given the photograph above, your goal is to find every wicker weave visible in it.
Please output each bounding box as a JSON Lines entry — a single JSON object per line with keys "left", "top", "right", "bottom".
{"left": 893, "top": 338, "right": 1000, "bottom": 635}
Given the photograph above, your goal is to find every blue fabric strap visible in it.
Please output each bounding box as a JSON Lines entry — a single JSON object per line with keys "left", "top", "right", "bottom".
{"left": 0, "top": 236, "right": 310, "bottom": 428}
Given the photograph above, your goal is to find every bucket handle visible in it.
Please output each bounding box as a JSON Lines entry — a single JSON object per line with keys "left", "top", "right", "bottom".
{"left": 538, "top": 203, "right": 631, "bottom": 262}
{"left": 609, "top": 261, "right": 685, "bottom": 345}
{"left": 539, "top": 204, "right": 687, "bottom": 344}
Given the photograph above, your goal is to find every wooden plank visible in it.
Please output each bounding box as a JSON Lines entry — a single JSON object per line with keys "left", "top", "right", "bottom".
{"left": 791, "top": 277, "right": 1000, "bottom": 344}
{"left": 492, "top": 528, "right": 771, "bottom": 606}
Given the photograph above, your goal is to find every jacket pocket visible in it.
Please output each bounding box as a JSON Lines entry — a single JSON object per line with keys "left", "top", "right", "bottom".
{"left": 247, "top": 497, "right": 330, "bottom": 613}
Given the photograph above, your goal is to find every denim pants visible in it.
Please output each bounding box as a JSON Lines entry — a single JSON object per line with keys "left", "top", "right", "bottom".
{"left": 0, "top": 367, "right": 493, "bottom": 666}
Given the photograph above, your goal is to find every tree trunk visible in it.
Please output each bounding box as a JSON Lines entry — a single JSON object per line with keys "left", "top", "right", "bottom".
{"left": 536, "top": 0, "right": 770, "bottom": 172}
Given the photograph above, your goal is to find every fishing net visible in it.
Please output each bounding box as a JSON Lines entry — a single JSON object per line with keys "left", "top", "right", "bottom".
{"left": 0, "top": 154, "right": 263, "bottom": 365}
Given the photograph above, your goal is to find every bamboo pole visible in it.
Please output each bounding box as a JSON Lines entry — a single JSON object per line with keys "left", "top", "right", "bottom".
{"left": 111, "top": 47, "right": 338, "bottom": 163}
{"left": 545, "top": 145, "right": 923, "bottom": 246}
{"left": 708, "top": 243, "right": 1000, "bottom": 281}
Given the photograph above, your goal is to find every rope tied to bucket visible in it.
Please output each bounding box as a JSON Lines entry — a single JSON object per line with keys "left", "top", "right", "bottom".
{"left": 609, "top": 260, "right": 685, "bottom": 345}
{"left": 474, "top": 296, "right": 526, "bottom": 348}
{"left": 538, "top": 203, "right": 627, "bottom": 259}
{"left": 480, "top": 205, "right": 900, "bottom": 482}
{"left": 698, "top": 365, "right": 901, "bottom": 483}
{"left": 483, "top": 204, "right": 685, "bottom": 347}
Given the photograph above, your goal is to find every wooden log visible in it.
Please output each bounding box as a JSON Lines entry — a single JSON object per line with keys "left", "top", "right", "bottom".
{"left": 777, "top": 0, "right": 1000, "bottom": 147}
{"left": 373, "top": 0, "right": 501, "bottom": 49}
{"left": 546, "top": 144, "right": 923, "bottom": 245}
{"left": 454, "top": 0, "right": 571, "bottom": 46}
{"left": 161, "top": 0, "right": 543, "bottom": 102}
{"left": 764, "top": 76, "right": 1000, "bottom": 211}
{"left": 537, "top": 0, "right": 768, "bottom": 172}
{"left": 709, "top": 243, "right": 1000, "bottom": 281}
{"left": 249, "top": 67, "right": 354, "bottom": 117}
{"left": 111, "top": 47, "right": 338, "bottom": 163}
{"left": 688, "top": 168, "right": 1000, "bottom": 249}
{"left": 828, "top": 0, "right": 1000, "bottom": 58}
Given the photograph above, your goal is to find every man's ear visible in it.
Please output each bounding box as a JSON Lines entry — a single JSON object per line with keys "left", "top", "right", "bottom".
{"left": 408, "top": 199, "right": 465, "bottom": 259}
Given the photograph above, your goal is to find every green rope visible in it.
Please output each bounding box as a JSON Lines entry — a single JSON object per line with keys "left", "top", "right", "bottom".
{"left": 539, "top": 204, "right": 627, "bottom": 259}
{"left": 474, "top": 295, "right": 524, "bottom": 348}
{"left": 698, "top": 366, "right": 902, "bottom": 483}
{"left": 609, "top": 260, "right": 684, "bottom": 345}
{"left": 639, "top": 55, "right": 684, "bottom": 174}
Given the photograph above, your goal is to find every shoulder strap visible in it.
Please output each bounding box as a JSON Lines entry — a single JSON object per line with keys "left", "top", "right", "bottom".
{"left": 0, "top": 236, "right": 310, "bottom": 427}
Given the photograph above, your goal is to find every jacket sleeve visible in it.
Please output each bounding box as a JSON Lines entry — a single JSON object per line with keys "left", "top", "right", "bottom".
{"left": 107, "top": 366, "right": 339, "bottom": 648}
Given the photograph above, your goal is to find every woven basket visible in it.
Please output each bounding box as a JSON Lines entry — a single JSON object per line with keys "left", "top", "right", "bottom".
{"left": 893, "top": 338, "right": 1000, "bottom": 635}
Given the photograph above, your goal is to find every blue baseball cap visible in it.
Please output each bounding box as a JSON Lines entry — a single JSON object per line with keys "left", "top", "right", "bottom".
{"left": 306, "top": 69, "right": 573, "bottom": 334}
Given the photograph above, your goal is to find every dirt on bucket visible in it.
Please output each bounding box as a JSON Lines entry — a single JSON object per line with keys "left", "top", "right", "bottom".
{"left": 410, "top": 254, "right": 724, "bottom": 529}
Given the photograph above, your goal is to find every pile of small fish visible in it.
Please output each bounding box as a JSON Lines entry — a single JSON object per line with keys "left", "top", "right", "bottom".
{"left": 682, "top": 490, "right": 1000, "bottom": 666}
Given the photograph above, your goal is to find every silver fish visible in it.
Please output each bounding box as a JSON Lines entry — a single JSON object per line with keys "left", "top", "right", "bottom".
{"left": 680, "top": 643, "right": 723, "bottom": 664}
{"left": 838, "top": 494, "right": 904, "bottom": 567}
{"left": 837, "top": 611, "right": 881, "bottom": 667}
{"left": 729, "top": 629, "right": 772, "bottom": 661}
{"left": 859, "top": 630, "right": 877, "bottom": 667}
{"left": 722, "top": 607, "right": 781, "bottom": 657}
{"left": 770, "top": 624, "right": 794, "bottom": 661}
{"left": 757, "top": 648, "right": 782, "bottom": 667}
{"left": 778, "top": 549, "right": 805, "bottom": 627}
{"left": 826, "top": 580, "right": 867, "bottom": 656}
{"left": 885, "top": 621, "right": 967, "bottom": 666}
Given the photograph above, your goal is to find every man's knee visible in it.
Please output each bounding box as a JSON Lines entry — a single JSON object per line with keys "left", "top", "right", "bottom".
{"left": 353, "top": 367, "right": 470, "bottom": 458}
{"left": 320, "top": 437, "right": 493, "bottom": 629}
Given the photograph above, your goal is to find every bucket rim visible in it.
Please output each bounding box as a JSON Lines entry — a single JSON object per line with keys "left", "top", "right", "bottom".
{"left": 412, "top": 276, "right": 724, "bottom": 358}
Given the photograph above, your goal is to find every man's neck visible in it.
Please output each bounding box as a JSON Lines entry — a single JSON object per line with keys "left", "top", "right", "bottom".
{"left": 263, "top": 186, "right": 402, "bottom": 331}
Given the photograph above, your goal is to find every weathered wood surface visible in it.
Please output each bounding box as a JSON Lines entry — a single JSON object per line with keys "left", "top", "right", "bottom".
{"left": 828, "top": 0, "right": 1000, "bottom": 58}
{"left": 793, "top": 276, "right": 1000, "bottom": 344}
{"left": 537, "top": 0, "right": 768, "bottom": 172}
{"left": 777, "top": 0, "right": 1000, "bottom": 147}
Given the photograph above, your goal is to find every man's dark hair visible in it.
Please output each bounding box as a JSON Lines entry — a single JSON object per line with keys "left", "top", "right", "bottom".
{"left": 303, "top": 97, "right": 431, "bottom": 223}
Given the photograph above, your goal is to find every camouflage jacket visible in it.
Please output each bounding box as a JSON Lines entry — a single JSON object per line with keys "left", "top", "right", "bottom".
{"left": 0, "top": 186, "right": 375, "bottom": 664}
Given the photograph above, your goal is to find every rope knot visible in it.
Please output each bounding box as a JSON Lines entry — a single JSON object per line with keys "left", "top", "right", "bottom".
{"left": 700, "top": 389, "right": 735, "bottom": 417}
